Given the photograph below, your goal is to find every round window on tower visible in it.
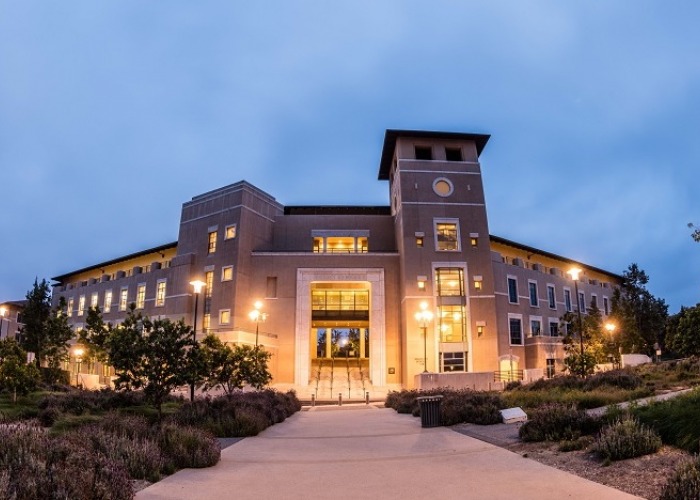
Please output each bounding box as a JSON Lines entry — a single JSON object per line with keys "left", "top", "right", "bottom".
{"left": 433, "top": 177, "right": 454, "bottom": 197}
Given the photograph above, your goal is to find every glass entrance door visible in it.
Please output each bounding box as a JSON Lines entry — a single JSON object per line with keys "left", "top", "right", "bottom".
{"left": 315, "top": 327, "right": 369, "bottom": 359}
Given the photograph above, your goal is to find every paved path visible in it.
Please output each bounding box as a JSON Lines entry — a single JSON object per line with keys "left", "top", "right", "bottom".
{"left": 137, "top": 405, "right": 639, "bottom": 500}
{"left": 586, "top": 388, "right": 693, "bottom": 417}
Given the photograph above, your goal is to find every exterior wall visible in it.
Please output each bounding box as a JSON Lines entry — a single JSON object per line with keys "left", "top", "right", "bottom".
{"left": 48, "top": 130, "right": 623, "bottom": 393}
{"left": 0, "top": 301, "right": 25, "bottom": 340}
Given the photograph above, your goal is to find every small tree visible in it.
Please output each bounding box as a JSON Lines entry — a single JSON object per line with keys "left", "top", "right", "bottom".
{"left": 0, "top": 339, "right": 40, "bottom": 403}
{"left": 561, "top": 302, "right": 607, "bottom": 377}
{"left": 105, "top": 307, "right": 194, "bottom": 420}
{"left": 200, "top": 335, "right": 272, "bottom": 393}
{"left": 19, "top": 280, "right": 73, "bottom": 378}
{"left": 610, "top": 264, "right": 668, "bottom": 356}
{"left": 666, "top": 304, "right": 700, "bottom": 357}
{"left": 78, "top": 305, "right": 111, "bottom": 369}
{"left": 689, "top": 222, "right": 700, "bottom": 242}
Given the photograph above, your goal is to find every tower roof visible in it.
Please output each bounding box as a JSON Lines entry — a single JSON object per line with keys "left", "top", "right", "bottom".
{"left": 378, "top": 129, "right": 490, "bottom": 180}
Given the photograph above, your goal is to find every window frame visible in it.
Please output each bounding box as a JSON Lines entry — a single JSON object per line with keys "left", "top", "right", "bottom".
{"left": 507, "top": 276, "right": 519, "bottom": 304}
{"left": 119, "top": 287, "right": 128, "bottom": 312}
{"left": 78, "top": 295, "right": 85, "bottom": 317}
{"left": 547, "top": 284, "right": 556, "bottom": 309}
{"left": 136, "top": 283, "right": 146, "bottom": 310}
{"left": 508, "top": 314, "right": 524, "bottom": 346}
{"left": 530, "top": 317, "right": 542, "bottom": 337}
{"left": 155, "top": 280, "right": 167, "bottom": 307}
{"left": 224, "top": 224, "right": 237, "bottom": 240}
{"left": 219, "top": 309, "right": 231, "bottom": 325}
{"left": 528, "top": 281, "right": 539, "bottom": 307}
{"left": 208, "top": 230, "right": 217, "bottom": 254}
{"left": 434, "top": 218, "right": 461, "bottom": 252}
{"left": 221, "top": 265, "right": 234, "bottom": 282}
{"left": 564, "top": 288, "right": 572, "bottom": 312}
{"left": 104, "top": 289, "right": 113, "bottom": 313}
{"left": 548, "top": 319, "right": 559, "bottom": 337}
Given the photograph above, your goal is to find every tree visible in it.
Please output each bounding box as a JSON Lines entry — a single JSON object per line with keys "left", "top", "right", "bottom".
{"left": 104, "top": 307, "right": 195, "bottom": 420}
{"left": 19, "top": 279, "right": 74, "bottom": 372}
{"left": 610, "top": 264, "right": 668, "bottom": 356}
{"left": 689, "top": 223, "right": 700, "bottom": 242}
{"left": 200, "top": 335, "right": 272, "bottom": 393}
{"left": 561, "top": 302, "right": 607, "bottom": 377}
{"left": 78, "top": 306, "right": 110, "bottom": 366}
{"left": 0, "top": 339, "right": 40, "bottom": 403}
{"left": 666, "top": 304, "right": 700, "bottom": 357}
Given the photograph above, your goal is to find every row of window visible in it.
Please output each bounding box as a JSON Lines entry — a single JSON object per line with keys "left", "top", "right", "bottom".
{"left": 507, "top": 277, "right": 610, "bottom": 315}
{"left": 207, "top": 224, "right": 237, "bottom": 255}
{"left": 414, "top": 145, "right": 464, "bottom": 162}
{"left": 66, "top": 280, "right": 168, "bottom": 316}
{"left": 508, "top": 315, "right": 564, "bottom": 345}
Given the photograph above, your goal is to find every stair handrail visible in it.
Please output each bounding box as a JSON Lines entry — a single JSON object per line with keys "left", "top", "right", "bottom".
{"left": 357, "top": 357, "right": 366, "bottom": 394}
{"left": 314, "top": 358, "right": 323, "bottom": 399}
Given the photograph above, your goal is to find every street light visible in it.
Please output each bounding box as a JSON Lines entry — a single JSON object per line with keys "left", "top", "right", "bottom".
{"left": 248, "top": 300, "right": 267, "bottom": 350}
{"left": 605, "top": 322, "right": 617, "bottom": 368}
{"left": 0, "top": 307, "right": 6, "bottom": 339}
{"left": 73, "top": 346, "right": 84, "bottom": 388}
{"left": 414, "top": 301, "right": 434, "bottom": 373}
{"left": 189, "top": 279, "right": 206, "bottom": 401}
{"left": 567, "top": 267, "right": 586, "bottom": 377}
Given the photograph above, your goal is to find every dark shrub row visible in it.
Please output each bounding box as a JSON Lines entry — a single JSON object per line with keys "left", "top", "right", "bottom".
{"left": 173, "top": 389, "right": 301, "bottom": 437}
{"left": 37, "top": 388, "right": 162, "bottom": 417}
{"left": 634, "top": 389, "right": 700, "bottom": 453}
{"left": 385, "top": 388, "right": 503, "bottom": 425}
{"left": 518, "top": 404, "right": 600, "bottom": 442}
{"left": 522, "top": 369, "right": 643, "bottom": 392}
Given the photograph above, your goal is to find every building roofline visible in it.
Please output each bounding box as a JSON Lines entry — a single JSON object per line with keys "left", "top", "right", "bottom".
{"left": 0, "top": 300, "right": 27, "bottom": 308}
{"left": 378, "top": 129, "right": 491, "bottom": 180}
{"left": 51, "top": 241, "right": 178, "bottom": 283}
{"left": 489, "top": 234, "right": 623, "bottom": 280}
{"left": 284, "top": 206, "right": 391, "bottom": 216}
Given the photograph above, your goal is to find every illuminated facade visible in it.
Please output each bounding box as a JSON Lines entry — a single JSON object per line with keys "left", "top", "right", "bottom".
{"left": 51, "top": 130, "right": 621, "bottom": 396}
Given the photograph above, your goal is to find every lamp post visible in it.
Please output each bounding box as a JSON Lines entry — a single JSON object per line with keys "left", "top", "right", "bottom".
{"left": 0, "top": 307, "right": 6, "bottom": 339}
{"left": 248, "top": 300, "right": 267, "bottom": 351}
{"left": 414, "top": 301, "right": 434, "bottom": 373}
{"left": 605, "top": 322, "right": 617, "bottom": 368}
{"left": 73, "top": 346, "right": 84, "bottom": 388}
{"left": 567, "top": 267, "right": 586, "bottom": 377}
{"left": 189, "top": 280, "right": 205, "bottom": 401}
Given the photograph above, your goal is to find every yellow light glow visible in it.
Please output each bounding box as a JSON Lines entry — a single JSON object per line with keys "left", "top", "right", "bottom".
{"left": 190, "top": 280, "right": 206, "bottom": 294}
{"left": 605, "top": 322, "right": 616, "bottom": 333}
{"left": 567, "top": 267, "right": 582, "bottom": 281}
{"left": 0, "top": 307, "right": 6, "bottom": 317}
{"left": 73, "top": 347, "right": 85, "bottom": 357}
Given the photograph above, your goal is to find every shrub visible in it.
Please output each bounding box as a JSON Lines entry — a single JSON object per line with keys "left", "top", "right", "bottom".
{"left": 38, "top": 406, "right": 61, "bottom": 427}
{"left": 635, "top": 389, "right": 700, "bottom": 452}
{"left": 660, "top": 456, "right": 700, "bottom": 500}
{"left": 519, "top": 404, "right": 600, "bottom": 442}
{"left": 584, "top": 369, "right": 643, "bottom": 391}
{"left": 158, "top": 423, "right": 220, "bottom": 472}
{"left": 595, "top": 417, "right": 662, "bottom": 461}
{"left": 439, "top": 390, "right": 503, "bottom": 425}
{"left": 558, "top": 435, "right": 594, "bottom": 452}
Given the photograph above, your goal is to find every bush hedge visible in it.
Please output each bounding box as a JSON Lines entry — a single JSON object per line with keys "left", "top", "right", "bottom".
{"left": 385, "top": 388, "right": 503, "bottom": 425}
{"left": 660, "top": 456, "right": 700, "bottom": 500}
{"left": 634, "top": 389, "right": 700, "bottom": 453}
{"left": 519, "top": 403, "right": 600, "bottom": 442}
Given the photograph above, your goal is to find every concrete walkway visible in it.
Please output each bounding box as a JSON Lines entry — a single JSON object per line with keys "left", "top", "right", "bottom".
{"left": 137, "top": 405, "right": 639, "bottom": 500}
{"left": 586, "top": 388, "right": 693, "bottom": 417}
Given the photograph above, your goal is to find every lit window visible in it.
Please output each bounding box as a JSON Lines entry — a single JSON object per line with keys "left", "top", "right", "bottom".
{"left": 219, "top": 309, "right": 231, "bottom": 325}
{"left": 119, "top": 288, "right": 128, "bottom": 311}
{"left": 417, "top": 277, "right": 426, "bottom": 291}
{"left": 205, "top": 271, "right": 214, "bottom": 299}
{"left": 78, "top": 295, "right": 85, "bottom": 316}
{"left": 441, "top": 351, "right": 465, "bottom": 372}
{"left": 203, "top": 313, "right": 211, "bottom": 333}
{"left": 438, "top": 305, "right": 465, "bottom": 342}
{"left": 508, "top": 277, "right": 518, "bottom": 304}
{"left": 547, "top": 285, "right": 556, "bottom": 309}
{"left": 221, "top": 266, "right": 233, "bottom": 281}
{"left": 208, "top": 231, "right": 217, "bottom": 254}
{"left": 470, "top": 237, "right": 478, "bottom": 247}
{"left": 225, "top": 224, "right": 237, "bottom": 240}
{"left": 416, "top": 236, "right": 424, "bottom": 247}
{"left": 509, "top": 317, "right": 523, "bottom": 345}
{"left": 530, "top": 319, "right": 542, "bottom": 337}
{"left": 474, "top": 276, "right": 483, "bottom": 291}
{"left": 104, "top": 290, "right": 112, "bottom": 313}
{"left": 546, "top": 358, "right": 555, "bottom": 378}
{"left": 67, "top": 298, "right": 74, "bottom": 318}
{"left": 564, "top": 289, "right": 572, "bottom": 312}
{"left": 529, "top": 282, "right": 538, "bottom": 307}
{"left": 435, "top": 268, "right": 464, "bottom": 296}
{"left": 90, "top": 292, "right": 98, "bottom": 309}
{"left": 312, "top": 235, "right": 369, "bottom": 254}
{"left": 155, "top": 280, "right": 166, "bottom": 307}
{"left": 136, "top": 284, "right": 146, "bottom": 309}
{"left": 435, "top": 220, "right": 460, "bottom": 251}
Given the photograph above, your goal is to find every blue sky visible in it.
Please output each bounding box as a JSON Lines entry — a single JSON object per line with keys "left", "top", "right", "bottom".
{"left": 1, "top": 1, "right": 698, "bottom": 312}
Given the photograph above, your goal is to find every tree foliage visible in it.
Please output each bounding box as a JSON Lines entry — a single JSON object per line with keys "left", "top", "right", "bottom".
{"left": 199, "top": 334, "right": 272, "bottom": 393}
{"left": 0, "top": 339, "right": 40, "bottom": 402}
{"left": 19, "top": 279, "right": 74, "bottom": 373}
{"left": 78, "top": 305, "right": 110, "bottom": 364}
{"left": 562, "top": 302, "right": 608, "bottom": 376}
{"left": 104, "top": 307, "right": 195, "bottom": 419}
{"left": 689, "top": 222, "right": 700, "bottom": 242}
{"left": 666, "top": 304, "right": 700, "bottom": 357}
{"left": 610, "top": 264, "right": 668, "bottom": 356}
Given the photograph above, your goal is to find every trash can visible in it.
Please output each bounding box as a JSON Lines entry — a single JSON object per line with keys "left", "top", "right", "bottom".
{"left": 416, "top": 395, "right": 443, "bottom": 428}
